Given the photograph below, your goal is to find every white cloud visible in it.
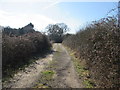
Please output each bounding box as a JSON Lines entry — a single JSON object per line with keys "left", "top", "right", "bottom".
{"left": 66, "top": 21, "right": 82, "bottom": 34}
{"left": 0, "top": 10, "right": 56, "bottom": 31}
{"left": 43, "top": 0, "right": 61, "bottom": 10}
{"left": 0, "top": 9, "right": 84, "bottom": 34}
{"left": 56, "top": 16, "right": 83, "bottom": 34}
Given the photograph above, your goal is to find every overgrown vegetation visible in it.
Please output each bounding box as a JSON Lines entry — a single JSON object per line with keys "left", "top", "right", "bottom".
{"left": 2, "top": 23, "right": 52, "bottom": 79}
{"left": 63, "top": 16, "right": 120, "bottom": 88}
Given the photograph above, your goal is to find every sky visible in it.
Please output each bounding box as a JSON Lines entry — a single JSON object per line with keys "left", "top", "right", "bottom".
{"left": 0, "top": 0, "right": 118, "bottom": 33}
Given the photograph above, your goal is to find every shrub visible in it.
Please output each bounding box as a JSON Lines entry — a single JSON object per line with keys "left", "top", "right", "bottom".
{"left": 2, "top": 31, "right": 51, "bottom": 77}
{"left": 63, "top": 16, "right": 120, "bottom": 87}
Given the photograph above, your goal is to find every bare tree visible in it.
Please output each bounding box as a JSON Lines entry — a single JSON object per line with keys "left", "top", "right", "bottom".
{"left": 46, "top": 23, "right": 69, "bottom": 43}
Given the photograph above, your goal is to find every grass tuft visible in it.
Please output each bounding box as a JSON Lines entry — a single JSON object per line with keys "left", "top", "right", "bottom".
{"left": 41, "top": 70, "right": 55, "bottom": 81}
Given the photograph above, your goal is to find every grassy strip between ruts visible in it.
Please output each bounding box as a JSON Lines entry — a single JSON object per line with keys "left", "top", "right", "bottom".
{"left": 33, "top": 48, "right": 57, "bottom": 88}
{"left": 33, "top": 70, "right": 55, "bottom": 88}
{"left": 41, "top": 70, "right": 55, "bottom": 81}
{"left": 64, "top": 46, "right": 96, "bottom": 88}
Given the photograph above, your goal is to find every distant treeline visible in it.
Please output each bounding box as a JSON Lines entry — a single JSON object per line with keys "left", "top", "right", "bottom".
{"left": 3, "top": 23, "right": 35, "bottom": 36}
{"left": 63, "top": 16, "right": 120, "bottom": 88}
{"left": 2, "top": 23, "right": 51, "bottom": 78}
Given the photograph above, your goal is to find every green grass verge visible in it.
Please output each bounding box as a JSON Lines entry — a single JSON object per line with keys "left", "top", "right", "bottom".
{"left": 64, "top": 46, "right": 95, "bottom": 88}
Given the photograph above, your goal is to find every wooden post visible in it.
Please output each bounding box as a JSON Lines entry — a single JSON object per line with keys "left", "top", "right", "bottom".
{"left": 118, "top": 1, "right": 120, "bottom": 27}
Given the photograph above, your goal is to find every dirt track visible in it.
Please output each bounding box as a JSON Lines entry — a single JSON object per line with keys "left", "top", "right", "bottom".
{"left": 3, "top": 43, "right": 83, "bottom": 88}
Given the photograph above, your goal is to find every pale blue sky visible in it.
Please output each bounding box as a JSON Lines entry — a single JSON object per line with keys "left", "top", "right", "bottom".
{"left": 0, "top": 0, "right": 118, "bottom": 33}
